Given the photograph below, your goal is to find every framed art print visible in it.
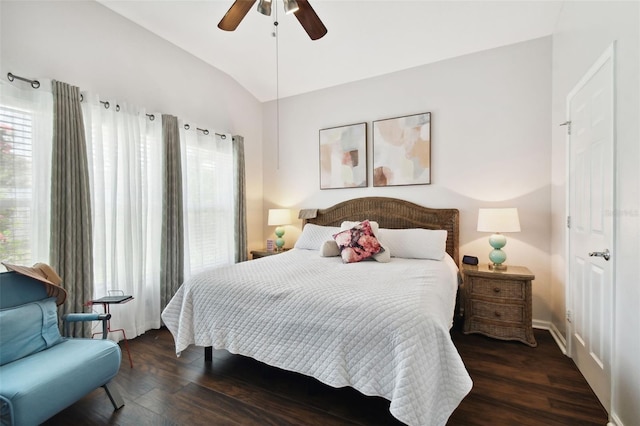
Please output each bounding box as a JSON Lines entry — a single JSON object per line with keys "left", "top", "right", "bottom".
{"left": 373, "top": 112, "right": 431, "bottom": 186}
{"left": 319, "top": 122, "right": 367, "bottom": 189}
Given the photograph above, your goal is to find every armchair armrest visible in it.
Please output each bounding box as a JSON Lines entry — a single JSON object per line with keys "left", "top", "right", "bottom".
{"left": 0, "top": 395, "right": 14, "bottom": 426}
{"left": 62, "top": 313, "right": 111, "bottom": 339}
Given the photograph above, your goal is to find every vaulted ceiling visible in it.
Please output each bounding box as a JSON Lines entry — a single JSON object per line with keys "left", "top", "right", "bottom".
{"left": 98, "top": 0, "right": 563, "bottom": 102}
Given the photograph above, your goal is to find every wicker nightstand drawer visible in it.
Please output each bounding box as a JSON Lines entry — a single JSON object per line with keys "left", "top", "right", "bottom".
{"left": 470, "top": 300, "right": 524, "bottom": 323}
{"left": 469, "top": 278, "right": 525, "bottom": 300}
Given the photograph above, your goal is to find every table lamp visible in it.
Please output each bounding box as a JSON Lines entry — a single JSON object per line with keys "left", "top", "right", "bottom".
{"left": 477, "top": 208, "right": 521, "bottom": 270}
{"left": 268, "top": 209, "right": 291, "bottom": 252}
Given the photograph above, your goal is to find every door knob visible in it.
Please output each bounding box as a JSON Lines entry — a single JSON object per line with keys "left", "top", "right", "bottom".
{"left": 588, "top": 249, "right": 610, "bottom": 261}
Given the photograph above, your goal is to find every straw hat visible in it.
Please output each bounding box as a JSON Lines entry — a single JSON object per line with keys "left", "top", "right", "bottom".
{"left": 2, "top": 262, "right": 67, "bottom": 306}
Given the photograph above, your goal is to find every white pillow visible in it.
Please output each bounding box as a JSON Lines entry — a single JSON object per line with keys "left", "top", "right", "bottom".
{"left": 340, "top": 220, "right": 380, "bottom": 236}
{"left": 294, "top": 224, "right": 341, "bottom": 250}
{"left": 377, "top": 228, "right": 447, "bottom": 260}
{"left": 320, "top": 240, "right": 341, "bottom": 257}
{"left": 373, "top": 244, "right": 391, "bottom": 263}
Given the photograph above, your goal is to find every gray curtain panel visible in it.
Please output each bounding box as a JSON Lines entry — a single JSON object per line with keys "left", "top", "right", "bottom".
{"left": 50, "top": 81, "right": 93, "bottom": 337}
{"left": 233, "top": 135, "right": 248, "bottom": 262}
{"left": 160, "top": 114, "right": 184, "bottom": 311}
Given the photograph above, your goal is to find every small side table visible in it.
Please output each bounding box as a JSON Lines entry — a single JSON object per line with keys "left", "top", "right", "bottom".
{"left": 88, "top": 294, "right": 134, "bottom": 367}
{"left": 462, "top": 264, "right": 537, "bottom": 347}
{"left": 250, "top": 249, "right": 288, "bottom": 259}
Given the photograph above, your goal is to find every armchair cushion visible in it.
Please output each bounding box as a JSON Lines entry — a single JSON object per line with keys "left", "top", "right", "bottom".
{"left": 0, "top": 297, "right": 64, "bottom": 366}
{"left": 0, "top": 338, "right": 121, "bottom": 425}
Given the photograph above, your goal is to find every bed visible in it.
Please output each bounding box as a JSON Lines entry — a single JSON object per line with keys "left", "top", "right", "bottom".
{"left": 162, "top": 197, "right": 473, "bottom": 426}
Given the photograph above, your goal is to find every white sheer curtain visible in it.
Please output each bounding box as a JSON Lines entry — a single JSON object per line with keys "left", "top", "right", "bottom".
{"left": 82, "top": 94, "right": 162, "bottom": 339}
{"left": 179, "top": 125, "right": 234, "bottom": 281}
{"left": 0, "top": 80, "right": 52, "bottom": 269}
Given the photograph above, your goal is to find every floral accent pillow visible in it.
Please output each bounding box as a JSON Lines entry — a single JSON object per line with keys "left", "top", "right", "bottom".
{"left": 332, "top": 220, "right": 383, "bottom": 263}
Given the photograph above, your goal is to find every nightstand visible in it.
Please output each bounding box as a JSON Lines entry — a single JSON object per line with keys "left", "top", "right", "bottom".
{"left": 250, "top": 249, "right": 287, "bottom": 259}
{"left": 461, "top": 263, "right": 536, "bottom": 347}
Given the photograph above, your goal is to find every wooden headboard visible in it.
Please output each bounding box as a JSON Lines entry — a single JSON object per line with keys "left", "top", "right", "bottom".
{"left": 302, "top": 197, "right": 459, "bottom": 265}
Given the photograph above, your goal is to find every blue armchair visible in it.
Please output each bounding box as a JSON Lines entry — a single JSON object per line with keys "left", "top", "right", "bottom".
{"left": 0, "top": 270, "right": 125, "bottom": 425}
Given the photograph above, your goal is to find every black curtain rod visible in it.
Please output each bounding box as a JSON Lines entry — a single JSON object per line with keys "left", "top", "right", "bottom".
{"left": 78, "top": 94, "right": 154, "bottom": 120}
{"left": 183, "top": 124, "right": 226, "bottom": 139}
{"left": 8, "top": 72, "right": 224, "bottom": 131}
{"left": 99, "top": 100, "right": 121, "bottom": 112}
{"left": 7, "top": 72, "right": 40, "bottom": 89}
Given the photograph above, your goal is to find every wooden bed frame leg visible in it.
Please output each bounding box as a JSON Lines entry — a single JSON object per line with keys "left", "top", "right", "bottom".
{"left": 204, "top": 346, "right": 212, "bottom": 362}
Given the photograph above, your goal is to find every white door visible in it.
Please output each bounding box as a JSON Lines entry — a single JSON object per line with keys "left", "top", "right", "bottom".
{"left": 566, "top": 44, "right": 615, "bottom": 413}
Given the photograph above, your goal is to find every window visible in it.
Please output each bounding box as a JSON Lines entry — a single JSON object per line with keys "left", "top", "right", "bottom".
{"left": 0, "top": 82, "right": 52, "bottom": 270}
{"left": 0, "top": 107, "right": 32, "bottom": 265}
{"left": 82, "top": 96, "right": 163, "bottom": 336}
{"left": 181, "top": 129, "right": 234, "bottom": 277}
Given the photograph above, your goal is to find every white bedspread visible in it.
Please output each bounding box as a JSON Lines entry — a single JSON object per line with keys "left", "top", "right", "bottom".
{"left": 162, "top": 249, "right": 472, "bottom": 426}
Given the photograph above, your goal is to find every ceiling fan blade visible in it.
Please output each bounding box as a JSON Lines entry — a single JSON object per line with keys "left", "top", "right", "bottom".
{"left": 293, "top": 0, "right": 327, "bottom": 40}
{"left": 218, "top": 0, "right": 257, "bottom": 31}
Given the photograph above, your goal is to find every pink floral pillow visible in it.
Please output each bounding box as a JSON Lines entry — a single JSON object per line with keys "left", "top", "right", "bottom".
{"left": 332, "top": 220, "right": 383, "bottom": 263}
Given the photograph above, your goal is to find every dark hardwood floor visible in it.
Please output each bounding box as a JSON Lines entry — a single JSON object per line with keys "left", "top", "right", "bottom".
{"left": 45, "top": 325, "right": 608, "bottom": 425}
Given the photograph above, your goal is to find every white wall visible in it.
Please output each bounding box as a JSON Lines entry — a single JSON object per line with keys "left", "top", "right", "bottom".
{"left": 4, "top": 0, "right": 635, "bottom": 421}
{"left": 551, "top": 1, "right": 640, "bottom": 424}
{"left": 0, "top": 0, "right": 265, "bottom": 253}
{"left": 262, "top": 38, "right": 554, "bottom": 323}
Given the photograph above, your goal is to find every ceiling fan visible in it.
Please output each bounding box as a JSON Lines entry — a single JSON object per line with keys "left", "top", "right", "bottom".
{"left": 218, "top": 0, "right": 328, "bottom": 41}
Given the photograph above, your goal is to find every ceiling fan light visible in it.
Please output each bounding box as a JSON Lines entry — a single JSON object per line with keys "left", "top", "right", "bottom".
{"left": 283, "top": 0, "right": 299, "bottom": 15}
{"left": 257, "top": 0, "right": 272, "bottom": 16}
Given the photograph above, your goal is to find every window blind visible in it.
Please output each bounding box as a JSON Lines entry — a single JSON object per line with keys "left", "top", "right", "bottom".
{"left": 0, "top": 106, "right": 34, "bottom": 265}
{"left": 181, "top": 131, "right": 234, "bottom": 277}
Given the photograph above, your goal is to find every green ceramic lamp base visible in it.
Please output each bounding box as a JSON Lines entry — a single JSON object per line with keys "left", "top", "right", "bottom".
{"left": 275, "top": 226, "right": 285, "bottom": 251}
{"left": 488, "top": 233, "right": 508, "bottom": 270}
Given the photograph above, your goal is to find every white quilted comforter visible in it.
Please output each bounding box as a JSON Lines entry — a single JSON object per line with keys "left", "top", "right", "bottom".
{"left": 162, "top": 249, "right": 472, "bottom": 426}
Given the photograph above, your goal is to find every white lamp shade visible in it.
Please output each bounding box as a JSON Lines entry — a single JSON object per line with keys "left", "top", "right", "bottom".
{"left": 268, "top": 209, "right": 292, "bottom": 226}
{"left": 477, "top": 208, "right": 521, "bottom": 233}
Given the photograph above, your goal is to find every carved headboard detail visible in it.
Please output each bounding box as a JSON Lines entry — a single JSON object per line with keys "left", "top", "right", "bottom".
{"left": 303, "top": 197, "right": 459, "bottom": 265}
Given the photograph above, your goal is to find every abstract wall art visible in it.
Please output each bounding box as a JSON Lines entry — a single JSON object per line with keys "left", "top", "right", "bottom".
{"left": 373, "top": 112, "right": 431, "bottom": 187}
{"left": 319, "top": 122, "right": 367, "bottom": 189}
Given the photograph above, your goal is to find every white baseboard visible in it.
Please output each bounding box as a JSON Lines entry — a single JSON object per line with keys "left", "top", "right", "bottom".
{"left": 532, "top": 320, "right": 567, "bottom": 355}
{"left": 609, "top": 412, "right": 624, "bottom": 426}
{"left": 548, "top": 322, "right": 567, "bottom": 355}
{"left": 532, "top": 319, "right": 550, "bottom": 330}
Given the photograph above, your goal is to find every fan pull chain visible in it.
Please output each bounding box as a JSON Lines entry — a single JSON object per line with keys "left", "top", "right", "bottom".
{"left": 274, "top": 9, "right": 281, "bottom": 171}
